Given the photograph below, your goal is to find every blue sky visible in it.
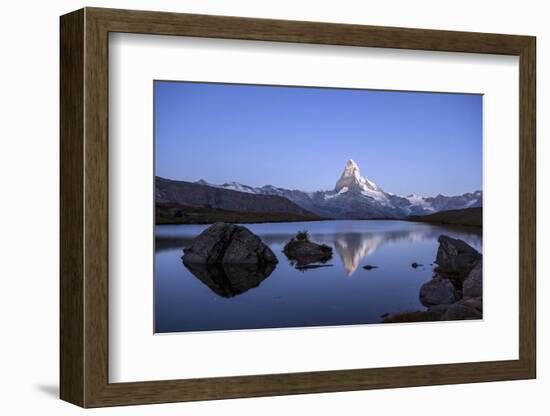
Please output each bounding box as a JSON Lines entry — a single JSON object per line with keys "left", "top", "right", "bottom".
{"left": 154, "top": 81, "right": 482, "bottom": 196}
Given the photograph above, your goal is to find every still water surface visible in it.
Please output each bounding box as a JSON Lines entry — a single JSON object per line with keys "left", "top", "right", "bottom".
{"left": 155, "top": 220, "right": 481, "bottom": 333}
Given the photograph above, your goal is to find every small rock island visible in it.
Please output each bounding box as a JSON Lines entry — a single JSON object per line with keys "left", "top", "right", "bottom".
{"left": 283, "top": 230, "right": 333, "bottom": 268}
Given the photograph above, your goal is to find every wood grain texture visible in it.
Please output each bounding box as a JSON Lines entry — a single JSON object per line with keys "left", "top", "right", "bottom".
{"left": 518, "top": 38, "right": 536, "bottom": 375}
{"left": 89, "top": 7, "right": 532, "bottom": 54}
{"left": 83, "top": 10, "right": 110, "bottom": 407}
{"left": 59, "top": 7, "right": 537, "bottom": 408}
{"left": 59, "top": 8, "right": 85, "bottom": 407}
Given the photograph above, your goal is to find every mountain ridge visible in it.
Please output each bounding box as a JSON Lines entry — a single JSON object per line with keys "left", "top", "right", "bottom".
{"left": 156, "top": 159, "right": 483, "bottom": 219}
{"left": 155, "top": 176, "right": 318, "bottom": 217}
{"left": 179, "top": 159, "right": 481, "bottom": 219}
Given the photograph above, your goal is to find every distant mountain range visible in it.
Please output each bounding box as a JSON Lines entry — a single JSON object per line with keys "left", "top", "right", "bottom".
{"left": 156, "top": 159, "right": 482, "bottom": 220}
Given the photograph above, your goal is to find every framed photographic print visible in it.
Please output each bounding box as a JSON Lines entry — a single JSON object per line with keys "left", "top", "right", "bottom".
{"left": 60, "top": 7, "right": 536, "bottom": 408}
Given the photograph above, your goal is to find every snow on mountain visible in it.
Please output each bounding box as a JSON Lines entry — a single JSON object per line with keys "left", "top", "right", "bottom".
{"left": 219, "top": 181, "right": 259, "bottom": 194}
{"left": 333, "top": 159, "right": 391, "bottom": 206}
{"left": 405, "top": 194, "right": 436, "bottom": 212}
{"left": 324, "top": 186, "right": 348, "bottom": 200}
{"left": 191, "top": 160, "right": 481, "bottom": 219}
{"left": 335, "top": 159, "right": 381, "bottom": 193}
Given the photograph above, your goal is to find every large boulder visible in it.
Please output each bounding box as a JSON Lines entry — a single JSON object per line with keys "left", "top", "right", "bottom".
{"left": 419, "top": 276, "right": 460, "bottom": 307}
{"left": 283, "top": 239, "right": 333, "bottom": 267}
{"left": 182, "top": 222, "right": 278, "bottom": 265}
{"left": 463, "top": 259, "right": 482, "bottom": 298}
{"left": 435, "top": 235, "right": 481, "bottom": 280}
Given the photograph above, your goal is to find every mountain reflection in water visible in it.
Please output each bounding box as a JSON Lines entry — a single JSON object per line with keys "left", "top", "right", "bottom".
{"left": 154, "top": 220, "right": 481, "bottom": 332}
{"left": 331, "top": 228, "right": 480, "bottom": 276}
{"left": 157, "top": 223, "right": 481, "bottom": 279}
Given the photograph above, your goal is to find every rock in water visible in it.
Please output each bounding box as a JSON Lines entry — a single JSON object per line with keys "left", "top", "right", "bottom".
{"left": 363, "top": 264, "right": 378, "bottom": 271}
{"left": 283, "top": 240, "right": 333, "bottom": 267}
{"left": 435, "top": 235, "right": 481, "bottom": 279}
{"left": 419, "top": 276, "right": 460, "bottom": 306}
{"left": 182, "top": 222, "right": 278, "bottom": 265}
{"left": 462, "top": 259, "right": 482, "bottom": 298}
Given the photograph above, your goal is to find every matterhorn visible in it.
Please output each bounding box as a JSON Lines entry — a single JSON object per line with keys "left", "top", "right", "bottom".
{"left": 335, "top": 159, "right": 381, "bottom": 193}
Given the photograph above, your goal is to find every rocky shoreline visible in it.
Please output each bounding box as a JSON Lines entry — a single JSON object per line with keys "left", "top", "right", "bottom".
{"left": 384, "top": 235, "right": 482, "bottom": 323}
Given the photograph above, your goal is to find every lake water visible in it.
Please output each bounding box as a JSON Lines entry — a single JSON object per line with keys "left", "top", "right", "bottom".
{"left": 155, "top": 220, "right": 482, "bottom": 333}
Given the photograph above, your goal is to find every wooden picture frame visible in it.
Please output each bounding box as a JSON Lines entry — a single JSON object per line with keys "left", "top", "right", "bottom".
{"left": 60, "top": 7, "right": 536, "bottom": 408}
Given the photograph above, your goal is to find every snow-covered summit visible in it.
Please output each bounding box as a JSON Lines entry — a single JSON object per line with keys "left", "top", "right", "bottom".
{"left": 335, "top": 159, "right": 381, "bottom": 193}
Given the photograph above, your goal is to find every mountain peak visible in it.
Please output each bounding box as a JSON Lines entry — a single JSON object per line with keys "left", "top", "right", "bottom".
{"left": 346, "top": 158, "right": 359, "bottom": 169}
{"left": 335, "top": 159, "right": 380, "bottom": 193}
